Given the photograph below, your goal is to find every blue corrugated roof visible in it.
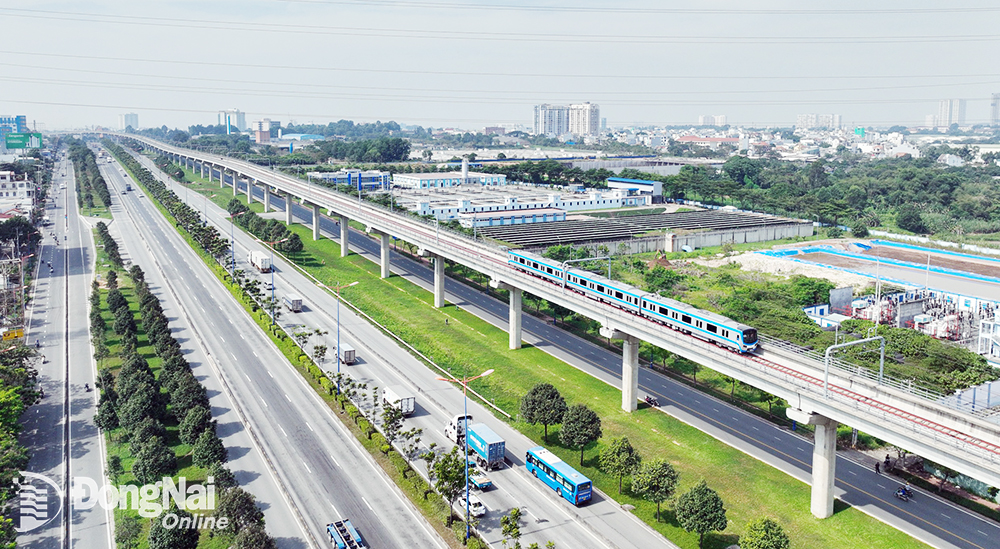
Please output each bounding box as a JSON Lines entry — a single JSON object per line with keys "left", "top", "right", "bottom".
{"left": 607, "top": 177, "right": 659, "bottom": 185}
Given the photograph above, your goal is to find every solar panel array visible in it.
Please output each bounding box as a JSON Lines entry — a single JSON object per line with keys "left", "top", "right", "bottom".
{"left": 478, "top": 210, "right": 802, "bottom": 248}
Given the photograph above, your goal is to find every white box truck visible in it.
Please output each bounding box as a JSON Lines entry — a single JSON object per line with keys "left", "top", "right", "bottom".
{"left": 283, "top": 294, "right": 302, "bottom": 312}
{"left": 248, "top": 250, "right": 272, "bottom": 273}
{"left": 382, "top": 385, "right": 415, "bottom": 416}
{"left": 337, "top": 344, "right": 356, "bottom": 365}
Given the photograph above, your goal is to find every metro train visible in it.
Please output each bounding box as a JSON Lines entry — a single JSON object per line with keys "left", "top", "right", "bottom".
{"left": 508, "top": 250, "right": 759, "bottom": 353}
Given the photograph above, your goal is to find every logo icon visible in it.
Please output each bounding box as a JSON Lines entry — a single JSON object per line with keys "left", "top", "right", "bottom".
{"left": 13, "top": 472, "right": 63, "bottom": 533}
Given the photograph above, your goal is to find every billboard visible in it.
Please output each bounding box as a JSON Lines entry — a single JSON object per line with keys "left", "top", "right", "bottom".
{"left": 5, "top": 133, "right": 43, "bottom": 149}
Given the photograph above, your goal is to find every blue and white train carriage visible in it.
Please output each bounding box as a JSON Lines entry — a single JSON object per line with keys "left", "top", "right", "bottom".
{"left": 508, "top": 250, "right": 758, "bottom": 353}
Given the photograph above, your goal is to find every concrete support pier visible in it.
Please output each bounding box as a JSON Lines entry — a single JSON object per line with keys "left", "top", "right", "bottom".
{"left": 312, "top": 203, "right": 321, "bottom": 241}
{"left": 621, "top": 334, "right": 639, "bottom": 412}
{"left": 263, "top": 186, "right": 271, "bottom": 211}
{"left": 340, "top": 216, "right": 349, "bottom": 257}
{"left": 508, "top": 287, "right": 522, "bottom": 350}
{"left": 433, "top": 254, "right": 445, "bottom": 308}
{"left": 232, "top": 173, "right": 238, "bottom": 196}
{"left": 379, "top": 233, "right": 391, "bottom": 278}
{"left": 246, "top": 178, "right": 253, "bottom": 202}
{"left": 283, "top": 192, "right": 293, "bottom": 225}
{"left": 599, "top": 327, "right": 639, "bottom": 412}
{"left": 787, "top": 409, "right": 838, "bottom": 518}
{"left": 488, "top": 280, "right": 523, "bottom": 349}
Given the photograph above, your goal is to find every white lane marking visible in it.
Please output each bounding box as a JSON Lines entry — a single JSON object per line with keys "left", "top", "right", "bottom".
{"left": 253, "top": 351, "right": 258, "bottom": 358}
{"left": 284, "top": 393, "right": 291, "bottom": 402}
{"left": 330, "top": 454, "right": 340, "bottom": 467}
{"left": 219, "top": 335, "right": 224, "bottom": 342}
{"left": 267, "top": 370, "right": 273, "bottom": 378}
{"left": 302, "top": 460, "right": 312, "bottom": 474}
{"left": 330, "top": 503, "right": 340, "bottom": 517}
{"left": 306, "top": 422, "right": 314, "bottom": 432}
{"left": 941, "top": 513, "right": 951, "bottom": 519}
{"left": 979, "top": 530, "right": 988, "bottom": 536}
{"left": 848, "top": 470, "right": 857, "bottom": 476}
{"left": 362, "top": 497, "right": 374, "bottom": 512}
{"left": 240, "top": 333, "right": 245, "bottom": 340}
{"left": 279, "top": 426, "right": 288, "bottom": 437}
{"left": 260, "top": 397, "right": 268, "bottom": 408}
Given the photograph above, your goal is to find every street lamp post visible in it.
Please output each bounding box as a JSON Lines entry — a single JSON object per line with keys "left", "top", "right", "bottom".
{"left": 262, "top": 237, "right": 289, "bottom": 325}
{"left": 229, "top": 211, "right": 247, "bottom": 273}
{"left": 437, "top": 368, "right": 494, "bottom": 542}
{"left": 332, "top": 281, "right": 359, "bottom": 393}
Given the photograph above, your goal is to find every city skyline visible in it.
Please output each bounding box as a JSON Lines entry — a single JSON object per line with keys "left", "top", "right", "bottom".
{"left": 3, "top": 1, "right": 1000, "bottom": 130}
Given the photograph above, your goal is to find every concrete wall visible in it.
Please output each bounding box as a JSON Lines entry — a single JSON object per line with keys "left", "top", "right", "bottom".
{"left": 669, "top": 222, "right": 813, "bottom": 252}
{"left": 523, "top": 222, "right": 813, "bottom": 255}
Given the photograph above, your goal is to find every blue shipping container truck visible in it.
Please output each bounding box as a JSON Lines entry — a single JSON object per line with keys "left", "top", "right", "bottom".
{"left": 467, "top": 423, "right": 505, "bottom": 471}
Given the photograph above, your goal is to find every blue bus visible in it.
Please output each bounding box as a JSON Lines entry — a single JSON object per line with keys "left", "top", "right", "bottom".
{"left": 525, "top": 446, "right": 592, "bottom": 505}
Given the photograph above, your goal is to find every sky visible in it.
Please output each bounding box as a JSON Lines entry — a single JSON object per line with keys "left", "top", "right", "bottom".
{"left": 3, "top": 0, "right": 1000, "bottom": 132}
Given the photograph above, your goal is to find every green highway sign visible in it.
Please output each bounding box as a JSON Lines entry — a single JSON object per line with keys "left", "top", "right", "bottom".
{"left": 4, "top": 133, "right": 43, "bottom": 149}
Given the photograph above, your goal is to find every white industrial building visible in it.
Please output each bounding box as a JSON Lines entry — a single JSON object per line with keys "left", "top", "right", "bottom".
{"left": 0, "top": 171, "right": 34, "bottom": 210}
{"left": 406, "top": 188, "right": 648, "bottom": 221}
{"left": 457, "top": 207, "right": 566, "bottom": 228}
{"left": 393, "top": 159, "right": 506, "bottom": 189}
{"left": 308, "top": 169, "right": 391, "bottom": 191}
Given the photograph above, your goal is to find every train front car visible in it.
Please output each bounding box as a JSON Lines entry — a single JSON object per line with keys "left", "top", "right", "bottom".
{"left": 736, "top": 324, "right": 758, "bottom": 352}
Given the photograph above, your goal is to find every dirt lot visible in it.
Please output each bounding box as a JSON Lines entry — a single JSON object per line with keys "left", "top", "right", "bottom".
{"left": 862, "top": 246, "right": 1000, "bottom": 279}
{"left": 695, "top": 252, "right": 874, "bottom": 290}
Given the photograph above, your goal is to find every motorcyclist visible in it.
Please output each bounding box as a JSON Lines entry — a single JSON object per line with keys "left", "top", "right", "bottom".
{"left": 84, "top": 383, "right": 90, "bottom": 392}
{"left": 35, "top": 339, "right": 39, "bottom": 348}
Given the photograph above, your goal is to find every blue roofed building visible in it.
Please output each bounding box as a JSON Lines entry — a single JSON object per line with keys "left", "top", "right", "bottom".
{"left": 605, "top": 176, "right": 662, "bottom": 197}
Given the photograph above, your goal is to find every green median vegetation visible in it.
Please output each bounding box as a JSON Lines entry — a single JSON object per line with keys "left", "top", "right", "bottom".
{"left": 138, "top": 148, "right": 927, "bottom": 549}
{"left": 89, "top": 227, "right": 275, "bottom": 548}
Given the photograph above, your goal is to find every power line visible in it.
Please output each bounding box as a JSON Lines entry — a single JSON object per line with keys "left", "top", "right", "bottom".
{"left": 3, "top": 49, "right": 999, "bottom": 82}
{"left": 3, "top": 7, "right": 998, "bottom": 44}
{"left": 6, "top": 62, "right": 1000, "bottom": 98}
{"left": 278, "top": 0, "right": 1000, "bottom": 16}
{"left": 6, "top": 73, "right": 1000, "bottom": 105}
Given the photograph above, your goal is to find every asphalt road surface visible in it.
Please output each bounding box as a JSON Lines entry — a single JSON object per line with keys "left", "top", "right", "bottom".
{"left": 257, "top": 185, "right": 1000, "bottom": 549}
{"left": 132, "top": 153, "right": 676, "bottom": 549}
{"left": 103, "top": 154, "right": 445, "bottom": 549}
{"left": 19, "top": 153, "right": 113, "bottom": 549}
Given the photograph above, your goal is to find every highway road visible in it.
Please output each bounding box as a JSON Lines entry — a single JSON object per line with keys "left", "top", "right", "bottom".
{"left": 100, "top": 155, "right": 445, "bottom": 549}
{"left": 229, "top": 179, "right": 1000, "bottom": 549}
{"left": 19, "top": 154, "right": 113, "bottom": 549}
{"left": 130, "top": 152, "right": 676, "bottom": 549}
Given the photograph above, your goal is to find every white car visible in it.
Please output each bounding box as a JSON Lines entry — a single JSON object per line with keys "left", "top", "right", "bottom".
{"left": 456, "top": 494, "right": 486, "bottom": 517}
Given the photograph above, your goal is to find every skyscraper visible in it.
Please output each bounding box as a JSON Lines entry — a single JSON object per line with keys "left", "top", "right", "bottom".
{"left": 218, "top": 109, "right": 247, "bottom": 134}
{"left": 568, "top": 103, "right": 600, "bottom": 136}
{"left": 937, "top": 99, "right": 966, "bottom": 127}
{"left": 533, "top": 104, "right": 569, "bottom": 136}
{"left": 118, "top": 113, "right": 138, "bottom": 130}
{"left": 991, "top": 93, "right": 1000, "bottom": 126}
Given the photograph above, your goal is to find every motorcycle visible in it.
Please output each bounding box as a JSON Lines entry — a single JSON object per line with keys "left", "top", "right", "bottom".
{"left": 84, "top": 383, "right": 91, "bottom": 393}
{"left": 644, "top": 395, "right": 660, "bottom": 407}
{"left": 894, "top": 486, "right": 913, "bottom": 501}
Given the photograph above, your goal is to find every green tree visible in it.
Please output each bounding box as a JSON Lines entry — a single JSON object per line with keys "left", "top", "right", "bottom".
{"left": 148, "top": 505, "right": 199, "bottom": 549}
{"left": 107, "top": 455, "right": 124, "bottom": 485}
{"left": 520, "top": 383, "right": 568, "bottom": 443}
{"left": 897, "top": 204, "right": 928, "bottom": 234}
{"left": 217, "top": 487, "right": 265, "bottom": 534}
{"left": 632, "top": 459, "right": 680, "bottom": 521}
{"left": 132, "top": 437, "right": 177, "bottom": 485}
{"left": 599, "top": 436, "right": 642, "bottom": 493}
{"left": 740, "top": 518, "right": 790, "bottom": 549}
{"left": 851, "top": 221, "right": 870, "bottom": 238}
{"left": 723, "top": 156, "right": 761, "bottom": 186}
{"left": 206, "top": 462, "right": 239, "bottom": 491}
{"left": 129, "top": 417, "right": 166, "bottom": 454}
{"left": 179, "top": 406, "right": 214, "bottom": 445}
{"left": 235, "top": 524, "right": 277, "bottom": 549}
{"left": 115, "top": 515, "right": 142, "bottom": 549}
{"left": 431, "top": 446, "right": 466, "bottom": 526}
{"left": 94, "top": 399, "right": 119, "bottom": 431}
{"left": 501, "top": 507, "right": 523, "bottom": 549}
{"left": 560, "top": 404, "right": 602, "bottom": 466}
{"left": 676, "top": 480, "right": 728, "bottom": 548}
{"left": 381, "top": 400, "right": 404, "bottom": 444}
{"left": 644, "top": 266, "right": 685, "bottom": 294}
{"left": 192, "top": 429, "right": 228, "bottom": 468}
